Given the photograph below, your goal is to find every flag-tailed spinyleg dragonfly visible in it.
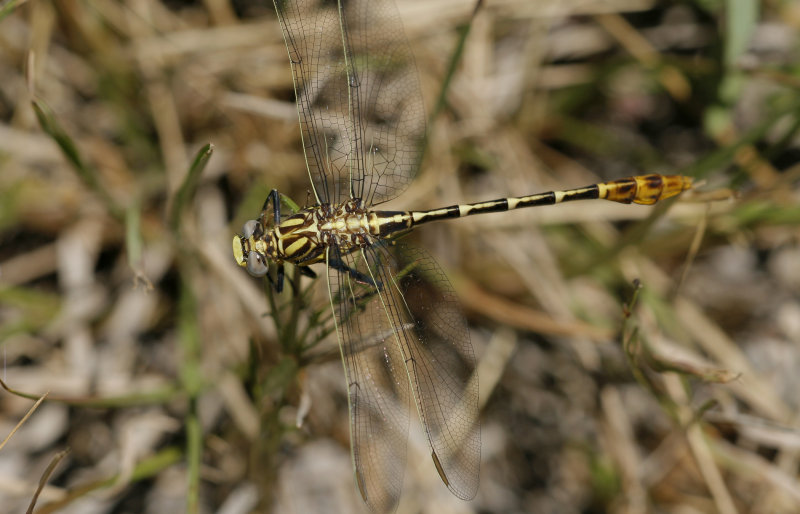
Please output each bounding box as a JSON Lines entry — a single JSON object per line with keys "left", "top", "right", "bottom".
{"left": 233, "top": 1, "right": 692, "bottom": 512}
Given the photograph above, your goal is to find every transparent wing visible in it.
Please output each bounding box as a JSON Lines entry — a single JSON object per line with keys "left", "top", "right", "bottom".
{"left": 326, "top": 242, "right": 480, "bottom": 512}
{"left": 273, "top": 0, "right": 425, "bottom": 207}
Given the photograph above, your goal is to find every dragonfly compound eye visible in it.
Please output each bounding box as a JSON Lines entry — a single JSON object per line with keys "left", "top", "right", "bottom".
{"left": 246, "top": 251, "right": 269, "bottom": 277}
{"left": 242, "top": 219, "right": 259, "bottom": 239}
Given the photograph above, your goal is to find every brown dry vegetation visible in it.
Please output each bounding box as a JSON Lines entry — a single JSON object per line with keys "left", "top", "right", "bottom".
{"left": 1, "top": 0, "right": 800, "bottom": 513}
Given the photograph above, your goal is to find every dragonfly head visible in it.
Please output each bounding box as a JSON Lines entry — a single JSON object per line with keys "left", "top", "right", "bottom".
{"left": 233, "top": 219, "right": 271, "bottom": 277}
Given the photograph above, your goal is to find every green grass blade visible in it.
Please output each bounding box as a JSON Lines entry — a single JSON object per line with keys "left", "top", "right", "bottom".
{"left": 0, "top": 0, "right": 27, "bottom": 22}
{"left": 31, "top": 99, "right": 121, "bottom": 217}
{"left": 178, "top": 271, "right": 203, "bottom": 514}
{"left": 724, "top": 0, "right": 758, "bottom": 69}
{"left": 34, "top": 448, "right": 183, "bottom": 514}
{"left": 169, "top": 143, "right": 214, "bottom": 233}
{"left": 429, "top": 0, "right": 484, "bottom": 123}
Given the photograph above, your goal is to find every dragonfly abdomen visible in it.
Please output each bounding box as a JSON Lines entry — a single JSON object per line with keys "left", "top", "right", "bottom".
{"left": 404, "top": 173, "right": 692, "bottom": 228}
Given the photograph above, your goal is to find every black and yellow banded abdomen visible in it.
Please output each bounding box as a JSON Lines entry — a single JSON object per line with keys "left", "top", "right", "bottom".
{"left": 401, "top": 174, "right": 692, "bottom": 229}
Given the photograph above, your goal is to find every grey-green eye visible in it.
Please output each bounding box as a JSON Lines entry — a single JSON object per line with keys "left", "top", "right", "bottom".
{"left": 242, "top": 220, "right": 259, "bottom": 239}
{"left": 246, "top": 251, "right": 268, "bottom": 277}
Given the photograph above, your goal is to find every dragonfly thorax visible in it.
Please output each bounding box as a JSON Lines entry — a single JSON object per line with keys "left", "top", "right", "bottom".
{"left": 233, "top": 199, "right": 378, "bottom": 277}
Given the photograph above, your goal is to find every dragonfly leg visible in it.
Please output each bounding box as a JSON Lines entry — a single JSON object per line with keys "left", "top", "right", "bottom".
{"left": 266, "top": 263, "right": 285, "bottom": 293}
{"left": 298, "top": 265, "right": 317, "bottom": 279}
{"left": 258, "top": 189, "right": 282, "bottom": 228}
{"left": 328, "top": 258, "right": 383, "bottom": 290}
{"left": 271, "top": 189, "right": 281, "bottom": 224}
{"left": 269, "top": 265, "right": 316, "bottom": 295}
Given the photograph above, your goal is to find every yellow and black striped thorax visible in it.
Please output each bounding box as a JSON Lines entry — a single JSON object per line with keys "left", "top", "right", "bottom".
{"left": 235, "top": 199, "right": 413, "bottom": 271}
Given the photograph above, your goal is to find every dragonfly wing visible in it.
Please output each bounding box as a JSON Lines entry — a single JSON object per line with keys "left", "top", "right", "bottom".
{"left": 326, "top": 242, "right": 480, "bottom": 511}
{"left": 326, "top": 243, "right": 412, "bottom": 513}
{"left": 386, "top": 242, "right": 481, "bottom": 500}
{"left": 273, "top": 0, "right": 425, "bottom": 206}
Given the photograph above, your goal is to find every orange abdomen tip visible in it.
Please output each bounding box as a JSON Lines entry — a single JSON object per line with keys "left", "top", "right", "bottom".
{"left": 628, "top": 174, "right": 693, "bottom": 205}
{"left": 602, "top": 174, "right": 693, "bottom": 205}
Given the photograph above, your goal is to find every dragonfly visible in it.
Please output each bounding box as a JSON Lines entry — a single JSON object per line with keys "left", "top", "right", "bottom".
{"left": 233, "top": 0, "right": 692, "bottom": 512}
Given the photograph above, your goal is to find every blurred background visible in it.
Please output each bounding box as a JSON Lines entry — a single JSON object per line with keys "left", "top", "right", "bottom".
{"left": 1, "top": 0, "right": 799, "bottom": 513}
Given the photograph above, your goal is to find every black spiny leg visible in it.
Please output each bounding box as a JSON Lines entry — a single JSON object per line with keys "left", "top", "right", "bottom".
{"left": 259, "top": 188, "right": 281, "bottom": 228}
{"left": 258, "top": 189, "right": 285, "bottom": 292}
{"left": 275, "top": 264, "right": 285, "bottom": 294}
{"left": 271, "top": 189, "right": 281, "bottom": 225}
{"left": 270, "top": 265, "right": 314, "bottom": 295}
{"left": 298, "top": 266, "right": 317, "bottom": 279}
{"left": 279, "top": 265, "right": 318, "bottom": 296}
{"left": 328, "top": 258, "right": 383, "bottom": 290}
